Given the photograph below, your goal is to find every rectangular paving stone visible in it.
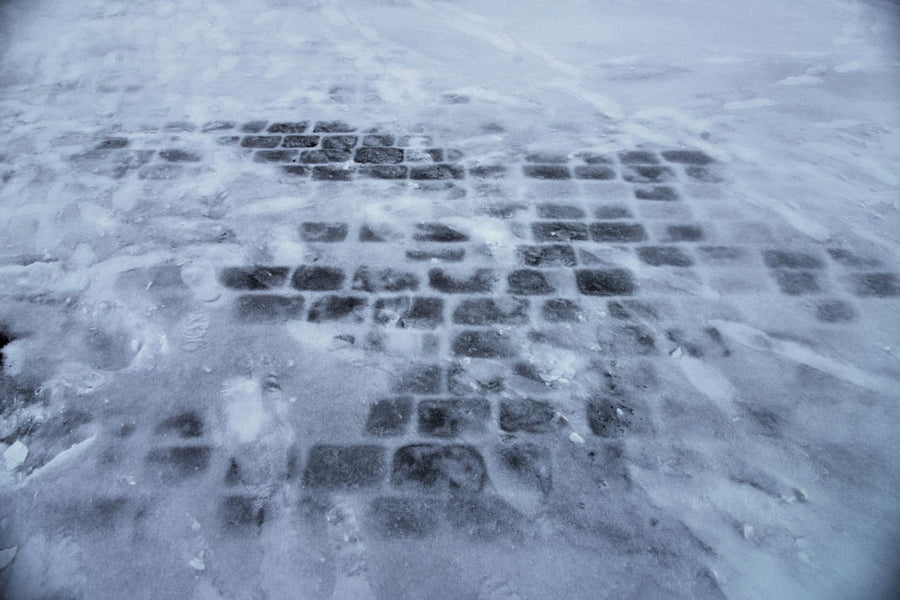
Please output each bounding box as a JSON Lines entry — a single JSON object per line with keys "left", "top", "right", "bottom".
{"left": 367, "top": 497, "right": 443, "bottom": 539}
{"left": 407, "top": 249, "right": 465, "bottom": 262}
{"left": 414, "top": 223, "right": 469, "bottom": 242}
{"left": 301, "top": 149, "right": 352, "bottom": 163}
{"left": 507, "top": 270, "right": 554, "bottom": 295}
{"left": 517, "top": 244, "right": 577, "bottom": 267}
{"left": 291, "top": 266, "right": 345, "bottom": 290}
{"left": 525, "top": 152, "right": 568, "bottom": 163}
{"left": 698, "top": 246, "right": 747, "bottom": 262}
{"left": 235, "top": 295, "right": 305, "bottom": 322}
{"left": 219, "top": 266, "right": 290, "bottom": 290}
{"left": 574, "top": 165, "right": 616, "bottom": 180}
{"left": 815, "top": 299, "right": 857, "bottom": 323}
{"left": 662, "top": 150, "right": 714, "bottom": 165}
{"left": 299, "top": 222, "right": 348, "bottom": 242}
{"left": 352, "top": 267, "right": 419, "bottom": 292}
{"left": 666, "top": 224, "right": 705, "bottom": 241}
{"left": 359, "top": 165, "right": 408, "bottom": 179}
{"left": 684, "top": 166, "right": 722, "bottom": 182}
{"left": 575, "top": 269, "right": 635, "bottom": 295}
{"left": 827, "top": 247, "right": 881, "bottom": 269}
{"left": 452, "top": 330, "right": 515, "bottom": 358}
{"left": 619, "top": 151, "right": 660, "bottom": 165}
{"left": 848, "top": 273, "right": 900, "bottom": 297}
{"left": 771, "top": 270, "right": 821, "bottom": 295}
{"left": 523, "top": 165, "right": 571, "bottom": 180}
{"left": 268, "top": 122, "right": 309, "bottom": 133}
{"left": 418, "top": 398, "right": 491, "bottom": 437}
{"left": 762, "top": 250, "right": 825, "bottom": 269}
{"left": 303, "top": 444, "right": 386, "bottom": 488}
{"left": 541, "top": 298, "right": 584, "bottom": 322}
{"left": 537, "top": 204, "right": 585, "bottom": 219}
{"left": 590, "top": 222, "right": 647, "bottom": 243}
{"left": 365, "top": 398, "right": 414, "bottom": 436}
{"left": 355, "top": 147, "right": 403, "bottom": 164}
{"left": 241, "top": 121, "right": 268, "bottom": 133}
{"left": 159, "top": 149, "right": 201, "bottom": 162}
{"left": 409, "top": 165, "right": 465, "bottom": 180}
{"left": 594, "top": 205, "right": 632, "bottom": 219}
{"left": 532, "top": 222, "right": 589, "bottom": 242}
{"left": 577, "top": 152, "right": 614, "bottom": 164}
{"left": 469, "top": 165, "right": 508, "bottom": 178}
{"left": 254, "top": 150, "right": 298, "bottom": 162}
{"left": 587, "top": 400, "right": 634, "bottom": 437}
{"left": 218, "top": 495, "right": 265, "bottom": 529}
{"left": 282, "top": 135, "right": 320, "bottom": 148}
{"left": 393, "top": 364, "right": 443, "bottom": 394}
{"left": 217, "top": 136, "right": 241, "bottom": 145}
{"left": 429, "top": 269, "right": 497, "bottom": 293}
{"left": 307, "top": 296, "right": 367, "bottom": 322}
{"left": 201, "top": 121, "right": 236, "bottom": 132}
{"left": 145, "top": 446, "right": 211, "bottom": 482}
{"left": 623, "top": 165, "right": 676, "bottom": 184}
{"left": 362, "top": 134, "right": 395, "bottom": 147}
{"left": 313, "top": 121, "right": 356, "bottom": 133}
{"left": 634, "top": 186, "right": 679, "bottom": 201}
{"left": 241, "top": 136, "right": 281, "bottom": 148}
{"left": 322, "top": 135, "right": 358, "bottom": 150}
{"left": 391, "top": 444, "right": 487, "bottom": 493}
{"left": 281, "top": 165, "right": 309, "bottom": 176}
{"left": 374, "top": 297, "right": 444, "bottom": 329}
{"left": 499, "top": 400, "right": 561, "bottom": 433}
{"left": 453, "top": 297, "right": 530, "bottom": 326}
{"left": 637, "top": 246, "right": 695, "bottom": 267}
{"left": 312, "top": 166, "right": 353, "bottom": 180}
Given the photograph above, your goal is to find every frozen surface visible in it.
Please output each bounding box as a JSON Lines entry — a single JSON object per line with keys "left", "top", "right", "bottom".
{"left": 0, "top": 0, "right": 899, "bottom": 599}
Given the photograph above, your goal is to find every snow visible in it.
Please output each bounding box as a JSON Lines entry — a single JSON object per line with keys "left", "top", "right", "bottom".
{"left": 0, "top": 0, "right": 899, "bottom": 598}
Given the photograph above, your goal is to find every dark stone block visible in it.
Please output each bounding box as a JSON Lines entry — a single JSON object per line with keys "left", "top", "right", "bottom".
{"left": 201, "top": 121, "right": 235, "bottom": 132}
{"left": 303, "top": 444, "right": 386, "bottom": 488}
{"left": 607, "top": 300, "right": 658, "bottom": 321}
{"left": 698, "top": 246, "right": 746, "bottom": 261}
{"left": 97, "top": 137, "right": 129, "bottom": 149}
{"left": 575, "top": 269, "right": 635, "bottom": 295}
{"left": 637, "top": 246, "right": 694, "bottom": 267}
{"left": 469, "top": 165, "right": 508, "bottom": 178}
{"left": 425, "top": 148, "right": 444, "bottom": 162}
{"left": 525, "top": 152, "right": 568, "bottom": 163}
{"left": 494, "top": 443, "right": 551, "bottom": 493}
{"left": 816, "top": 300, "right": 856, "bottom": 322}
{"left": 283, "top": 135, "right": 320, "bottom": 148}
{"left": 827, "top": 247, "right": 880, "bottom": 269}
{"left": 532, "top": 222, "right": 589, "bottom": 242}
{"left": 355, "top": 147, "right": 403, "bottom": 163}
{"left": 410, "top": 164, "right": 465, "bottom": 180}
{"left": 762, "top": 250, "right": 824, "bottom": 270}
{"left": 414, "top": 223, "right": 468, "bottom": 242}
{"left": 219, "top": 495, "right": 265, "bottom": 529}
{"left": 849, "top": 273, "right": 900, "bottom": 297}
{"left": 365, "top": 398, "right": 413, "bottom": 436}
{"left": 391, "top": 444, "right": 487, "bottom": 493}
{"left": 619, "top": 151, "right": 659, "bottom": 165}
{"left": 453, "top": 297, "right": 530, "bottom": 326}
{"left": 307, "top": 296, "right": 367, "bottom": 322}
{"left": 394, "top": 364, "right": 443, "bottom": 394}
{"left": 446, "top": 496, "right": 523, "bottom": 539}
{"left": 368, "top": 497, "right": 442, "bottom": 538}
{"left": 254, "top": 150, "right": 298, "bottom": 162}
{"left": 268, "top": 122, "right": 309, "bottom": 133}
{"left": 408, "top": 249, "right": 465, "bottom": 262}
{"left": 662, "top": 150, "right": 713, "bottom": 165}
{"left": 452, "top": 330, "right": 515, "bottom": 358}
{"left": 507, "top": 270, "right": 554, "bottom": 295}
{"left": 517, "top": 244, "right": 577, "bottom": 267}
{"left": 666, "top": 224, "right": 704, "bottom": 241}
{"left": 299, "top": 222, "right": 348, "bottom": 242}
{"left": 363, "top": 134, "right": 395, "bottom": 147}
{"left": 322, "top": 135, "right": 358, "bottom": 150}
{"left": 429, "top": 269, "right": 496, "bottom": 293}
{"left": 771, "top": 271, "right": 820, "bottom": 295}
{"left": 241, "top": 136, "right": 281, "bottom": 148}
{"left": 374, "top": 296, "right": 444, "bottom": 329}
{"left": 235, "top": 295, "right": 305, "bottom": 322}
{"left": 499, "top": 399, "right": 560, "bottom": 433}
{"left": 241, "top": 121, "right": 268, "bottom": 133}
{"left": 312, "top": 166, "right": 353, "bottom": 181}
{"left": 634, "top": 186, "right": 679, "bottom": 201}
{"left": 313, "top": 121, "right": 356, "bottom": 133}
{"left": 587, "top": 400, "right": 634, "bottom": 437}
{"left": 352, "top": 267, "right": 419, "bottom": 292}
{"left": 219, "top": 266, "right": 290, "bottom": 290}
{"left": 590, "top": 222, "right": 647, "bottom": 243}
{"left": 537, "top": 204, "right": 585, "bottom": 219}
{"left": 577, "top": 152, "right": 614, "bottom": 164}
{"left": 159, "top": 149, "right": 202, "bottom": 162}
{"left": 145, "top": 446, "right": 211, "bottom": 481}
{"left": 541, "top": 298, "right": 583, "bottom": 322}
{"left": 574, "top": 165, "right": 616, "bottom": 180}
{"left": 282, "top": 165, "right": 309, "bottom": 176}
{"left": 217, "top": 136, "right": 241, "bottom": 145}
{"left": 359, "top": 165, "right": 408, "bottom": 179}
{"left": 623, "top": 166, "right": 676, "bottom": 184}
{"left": 301, "top": 149, "right": 352, "bottom": 163}
{"left": 291, "top": 266, "right": 345, "bottom": 291}
{"left": 155, "top": 411, "right": 203, "bottom": 439}
{"left": 685, "top": 166, "right": 722, "bottom": 182}
{"left": 418, "top": 398, "right": 491, "bottom": 437}
{"left": 523, "top": 165, "right": 571, "bottom": 179}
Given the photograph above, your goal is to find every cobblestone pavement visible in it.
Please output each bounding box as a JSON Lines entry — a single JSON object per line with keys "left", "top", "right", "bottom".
{"left": 1, "top": 1, "right": 899, "bottom": 600}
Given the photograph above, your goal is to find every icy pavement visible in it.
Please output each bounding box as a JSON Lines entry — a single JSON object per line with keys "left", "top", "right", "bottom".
{"left": 1, "top": 0, "right": 899, "bottom": 599}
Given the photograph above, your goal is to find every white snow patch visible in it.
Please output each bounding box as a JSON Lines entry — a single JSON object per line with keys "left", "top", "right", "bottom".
{"left": 676, "top": 356, "right": 735, "bottom": 404}
{"left": 2, "top": 440, "right": 28, "bottom": 470}
{"left": 221, "top": 377, "right": 267, "bottom": 444}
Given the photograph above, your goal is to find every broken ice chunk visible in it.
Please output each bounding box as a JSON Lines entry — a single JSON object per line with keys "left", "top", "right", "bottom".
{"left": 2, "top": 441, "right": 27, "bottom": 470}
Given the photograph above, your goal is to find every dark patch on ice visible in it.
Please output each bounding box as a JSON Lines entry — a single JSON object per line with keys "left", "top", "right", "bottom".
{"left": 303, "top": 444, "right": 387, "bottom": 489}
{"left": 155, "top": 411, "right": 204, "bottom": 439}
{"left": 365, "top": 398, "right": 413, "bottom": 436}
{"left": 218, "top": 495, "right": 266, "bottom": 530}
{"left": 393, "top": 364, "right": 443, "bottom": 394}
{"left": 494, "top": 442, "right": 552, "bottom": 493}
{"left": 418, "top": 398, "right": 491, "bottom": 438}
{"left": 367, "top": 497, "right": 443, "bottom": 538}
{"left": 391, "top": 444, "right": 487, "bottom": 494}
{"left": 499, "top": 399, "right": 561, "bottom": 433}
{"left": 446, "top": 496, "right": 524, "bottom": 540}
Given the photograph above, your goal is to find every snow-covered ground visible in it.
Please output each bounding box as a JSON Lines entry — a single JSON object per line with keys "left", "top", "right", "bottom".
{"left": 0, "top": 1, "right": 899, "bottom": 599}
